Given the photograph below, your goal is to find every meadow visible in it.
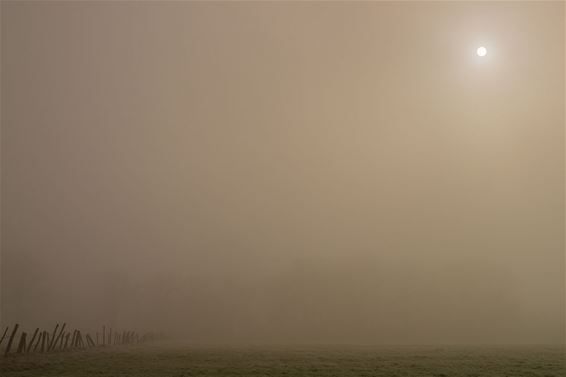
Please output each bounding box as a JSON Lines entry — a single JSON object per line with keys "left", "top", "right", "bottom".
{"left": 0, "top": 343, "right": 563, "bottom": 377}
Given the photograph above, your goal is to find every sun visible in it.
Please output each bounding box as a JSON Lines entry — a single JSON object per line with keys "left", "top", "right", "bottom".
{"left": 476, "top": 46, "right": 487, "bottom": 57}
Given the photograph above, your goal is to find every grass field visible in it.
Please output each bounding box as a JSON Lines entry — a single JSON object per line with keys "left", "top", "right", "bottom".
{"left": 0, "top": 343, "right": 564, "bottom": 377}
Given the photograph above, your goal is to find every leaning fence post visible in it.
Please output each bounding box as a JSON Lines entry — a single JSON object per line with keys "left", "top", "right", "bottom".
{"left": 52, "top": 323, "right": 66, "bottom": 351}
{"left": 40, "top": 331, "right": 47, "bottom": 352}
{"left": 0, "top": 326, "right": 9, "bottom": 347}
{"left": 64, "top": 332, "right": 70, "bottom": 349}
{"left": 27, "top": 328, "right": 39, "bottom": 353}
{"left": 71, "top": 330, "right": 77, "bottom": 348}
{"left": 33, "top": 331, "right": 43, "bottom": 352}
{"left": 48, "top": 324, "right": 59, "bottom": 351}
{"left": 86, "top": 334, "right": 96, "bottom": 347}
{"left": 76, "top": 331, "right": 83, "bottom": 348}
{"left": 4, "top": 323, "right": 19, "bottom": 356}
{"left": 16, "top": 332, "right": 27, "bottom": 353}
{"left": 59, "top": 331, "right": 65, "bottom": 349}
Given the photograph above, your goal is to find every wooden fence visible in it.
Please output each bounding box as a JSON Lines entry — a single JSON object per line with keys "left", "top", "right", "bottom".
{"left": 0, "top": 323, "right": 156, "bottom": 357}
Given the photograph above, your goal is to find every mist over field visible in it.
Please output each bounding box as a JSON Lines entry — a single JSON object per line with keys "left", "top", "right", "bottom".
{"left": 1, "top": 0, "right": 564, "bottom": 350}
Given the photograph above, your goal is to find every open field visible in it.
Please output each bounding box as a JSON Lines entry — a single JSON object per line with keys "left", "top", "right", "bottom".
{"left": 0, "top": 343, "right": 564, "bottom": 377}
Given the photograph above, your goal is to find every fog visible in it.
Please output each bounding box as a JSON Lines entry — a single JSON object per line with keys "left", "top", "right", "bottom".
{"left": 1, "top": 2, "right": 564, "bottom": 345}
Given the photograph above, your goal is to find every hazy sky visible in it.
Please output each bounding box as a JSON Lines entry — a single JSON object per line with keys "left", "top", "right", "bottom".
{"left": 1, "top": 1, "right": 564, "bottom": 345}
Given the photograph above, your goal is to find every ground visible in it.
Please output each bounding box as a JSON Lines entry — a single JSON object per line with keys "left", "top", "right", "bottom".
{"left": 0, "top": 343, "right": 564, "bottom": 377}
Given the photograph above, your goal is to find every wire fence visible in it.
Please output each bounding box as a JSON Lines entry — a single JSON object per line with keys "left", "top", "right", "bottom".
{"left": 0, "top": 323, "right": 157, "bottom": 357}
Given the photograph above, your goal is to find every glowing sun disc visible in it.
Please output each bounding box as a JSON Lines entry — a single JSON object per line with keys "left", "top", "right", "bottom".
{"left": 476, "top": 46, "right": 487, "bottom": 57}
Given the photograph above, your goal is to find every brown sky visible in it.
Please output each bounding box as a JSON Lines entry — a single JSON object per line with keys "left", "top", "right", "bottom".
{"left": 1, "top": 1, "right": 564, "bottom": 344}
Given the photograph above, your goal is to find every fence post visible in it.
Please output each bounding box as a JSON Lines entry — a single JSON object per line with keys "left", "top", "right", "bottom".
{"left": 0, "top": 326, "right": 8, "bottom": 347}
{"left": 16, "top": 332, "right": 27, "bottom": 353}
{"left": 59, "top": 331, "right": 65, "bottom": 349}
{"left": 73, "top": 331, "right": 77, "bottom": 347}
{"left": 27, "top": 328, "right": 39, "bottom": 353}
{"left": 4, "top": 323, "right": 19, "bottom": 356}
{"left": 40, "top": 331, "right": 47, "bottom": 352}
{"left": 48, "top": 324, "right": 59, "bottom": 351}
{"left": 33, "top": 331, "right": 43, "bottom": 352}
{"left": 76, "top": 331, "right": 83, "bottom": 348}
{"left": 86, "top": 334, "right": 96, "bottom": 347}
{"left": 53, "top": 323, "right": 66, "bottom": 351}
{"left": 64, "top": 333, "right": 70, "bottom": 349}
